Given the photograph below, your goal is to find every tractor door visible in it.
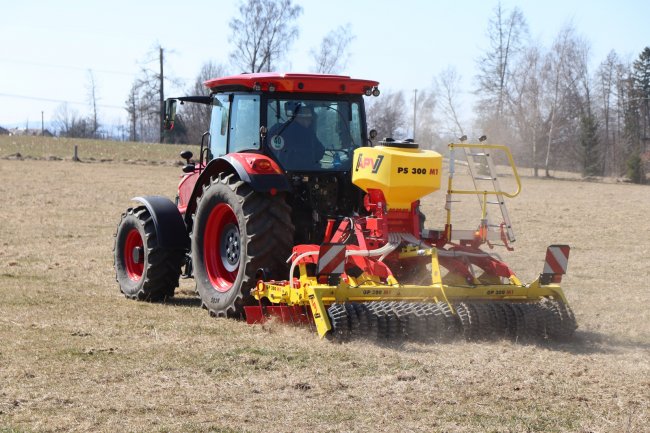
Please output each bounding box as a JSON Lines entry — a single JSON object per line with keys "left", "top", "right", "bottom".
{"left": 209, "top": 93, "right": 262, "bottom": 158}
{"left": 209, "top": 94, "right": 231, "bottom": 158}
{"left": 228, "top": 94, "right": 261, "bottom": 153}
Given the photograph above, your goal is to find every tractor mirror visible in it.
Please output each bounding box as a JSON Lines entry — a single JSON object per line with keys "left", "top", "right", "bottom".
{"left": 180, "top": 150, "right": 193, "bottom": 163}
{"left": 163, "top": 99, "right": 177, "bottom": 130}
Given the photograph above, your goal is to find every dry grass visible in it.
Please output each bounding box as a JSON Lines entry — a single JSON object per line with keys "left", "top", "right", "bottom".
{"left": 0, "top": 135, "right": 197, "bottom": 165}
{"left": 0, "top": 138, "right": 648, "bottom": 432}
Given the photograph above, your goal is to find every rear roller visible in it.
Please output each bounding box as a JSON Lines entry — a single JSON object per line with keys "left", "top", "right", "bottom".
{"left": 324, "top": 299, "right": 576, "bottom": 343}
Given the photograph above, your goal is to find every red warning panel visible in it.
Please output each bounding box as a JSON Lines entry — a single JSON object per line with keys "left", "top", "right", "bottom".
{"left": 317, "top": 243, "right": 346, "bottom": 275}
{"left": 543, "top": 245, "right": 570, "bottom": 275}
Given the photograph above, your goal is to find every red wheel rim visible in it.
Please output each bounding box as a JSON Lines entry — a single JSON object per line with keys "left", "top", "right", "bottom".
{"left": 204, "top": 203, "right": 240, "bottom": 292}
{"left": 124, "top": 228, "right": 144, "bottom": 281}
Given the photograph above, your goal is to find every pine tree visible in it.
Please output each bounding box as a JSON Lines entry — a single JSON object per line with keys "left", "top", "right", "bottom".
{"left": 624, "top": 47, "right": 650, "bottom": 183}
{"left": 580, "top": 114, "right": 601, "bottom": 176}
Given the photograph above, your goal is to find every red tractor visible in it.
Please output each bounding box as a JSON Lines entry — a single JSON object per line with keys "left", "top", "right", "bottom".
{"left": 114, "top": 73, "right": 382, "bottom": 318}
{"left": 114, "top": 72, "right": 576, "bottom": 342}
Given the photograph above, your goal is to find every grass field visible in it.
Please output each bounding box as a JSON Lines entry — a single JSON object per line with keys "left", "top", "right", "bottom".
{"left": 0, "top": 137, "right": 648, "bottom": 432}
{"left": 0, "top": 135, "right": 196, "bottom": 165}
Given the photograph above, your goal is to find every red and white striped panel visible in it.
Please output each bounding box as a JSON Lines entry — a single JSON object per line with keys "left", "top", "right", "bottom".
{"left": 543, "top": 245, "right": 570, "bottom": 275}
{"left": 317, "top": 243, "right": 346, "bottom": 275}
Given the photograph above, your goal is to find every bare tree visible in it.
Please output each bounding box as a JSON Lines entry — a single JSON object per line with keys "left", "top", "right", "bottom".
{"left": 125, "top": 84, "right": 138, "bottom": 142}
{"left": 596, "top": 53, "right": 633, "bottom": 177}
{"left": 124, "top": 73, "right": 159, "bottom": 143}
{"left": 124, "top": 45, "right": 178, "bottom": 143}
{"left": 505, "top": 44, "right": 541, "bottom": 172}
{"left": 366, "top": 90, "right": 407, "bottom": 140}
{"left": 54, "top": 103, "right": 75, "bottom": 136}
{"left": 53, "top": 73, "right": 101, "bottom": 139}
{"left": 54, "top": 103, "right": 91, "bottom": 138}
{"left": 436, "top": 66, "right": 465, "bottom": 138}
{"left": 541, "top": 24, "right": 585, "bottom": 176}
{"left": 229, "top": 0, "right": 303, "bottom": 73}
{"left": 410, "top": 89, "right": 440, "bottom": 149}
{"left": 596, "top": 51, "right": 619, "bottom": 174}
{"left": 475, "top": 2, "right": 528, "bottom": 142}
{"left": 612, "top": 59, "right": 631, "bottom": 175}
{"left": 86, "top": 70, "right": 100, "bottom": 138}
{"left": 310, "top": 24, "right": 354, "bottom": 74}
{"left": 572, "top": 38, "right": 603, "bottom": 177}
{"left": 180, "top": 62, "right": 230, "bottom": 144}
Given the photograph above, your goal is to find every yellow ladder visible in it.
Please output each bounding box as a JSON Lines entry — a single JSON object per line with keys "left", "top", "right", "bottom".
{"left": 445, "top": 142, "right": 521, "bottom": 245}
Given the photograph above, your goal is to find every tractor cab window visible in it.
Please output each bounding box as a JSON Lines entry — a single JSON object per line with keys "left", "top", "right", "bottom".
{"left": 266, "top": 98, "right": 363, "bottom": 172}
{"left": 209, "top": 94, "right": 230, "bottom": 158}
{"left": 229, "top": 94, "right": 261, "bottom": 152}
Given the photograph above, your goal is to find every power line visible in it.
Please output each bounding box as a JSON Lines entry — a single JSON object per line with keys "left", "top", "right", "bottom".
{"left": 0, "top": 58, "right": 136, "bottom": 77}
{"left": 0, "top": 92, "right": 124, "bottom": 110}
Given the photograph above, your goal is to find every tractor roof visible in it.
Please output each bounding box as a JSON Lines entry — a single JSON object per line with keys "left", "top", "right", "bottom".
{"left": 204, "top": 72, "right": 379, "bottom": 95}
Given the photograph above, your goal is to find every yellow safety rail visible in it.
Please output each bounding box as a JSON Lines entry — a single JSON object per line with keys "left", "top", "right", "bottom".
{"left": 445, "top": 143, "right": 522, "bottom": 241}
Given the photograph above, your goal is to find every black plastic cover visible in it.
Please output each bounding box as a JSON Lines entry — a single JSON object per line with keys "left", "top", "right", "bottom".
{"left": 132, "top": 195, "right": 190, "bottom": 249}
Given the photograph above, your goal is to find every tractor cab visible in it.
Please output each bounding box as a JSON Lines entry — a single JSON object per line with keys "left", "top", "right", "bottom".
{"left": 166, "top": 73, "right": 379, "bottom": 174}
{"left": 166, "top": 73, "right": 382, "bottom": 244}
{"left": 202, "top": 91, "right": 367, "bottom": 173}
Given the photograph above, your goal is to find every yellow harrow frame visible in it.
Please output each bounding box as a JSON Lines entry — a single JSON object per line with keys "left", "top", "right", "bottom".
{"left": 252, "top": 246, "right": 572, "bottom": 340}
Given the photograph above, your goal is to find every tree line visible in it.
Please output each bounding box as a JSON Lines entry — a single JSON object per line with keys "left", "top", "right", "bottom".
{"left": 367, "top": 4, "right": 649, "bottom": 183}
{"left": 109, "top": 0, "right": 351, "bottom": 147}
{"left": 473, "top": 4, "right": 650, "bottom": 183}
{"left": 54, "top": 0, "right": 649, "bottom": 183}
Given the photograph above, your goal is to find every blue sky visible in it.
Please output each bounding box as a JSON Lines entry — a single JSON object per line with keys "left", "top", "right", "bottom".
{"left": 1, "top": 0, "right": 648, "bottom": 131}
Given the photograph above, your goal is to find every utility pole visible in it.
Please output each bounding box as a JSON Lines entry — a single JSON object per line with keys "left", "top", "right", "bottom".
{"left": 412, "top": 89, "right": 417, "bottom": 141}
{"left": 41, "top": 111, "right": 44, "bottom": 136}
{"left": 159, "top": 46, "right": 165, "bottom": 144}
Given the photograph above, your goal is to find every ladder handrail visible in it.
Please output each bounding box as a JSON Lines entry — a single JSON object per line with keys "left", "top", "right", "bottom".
{"left": 445, "top": 142, "right": 520, "bottom": 244}
{"left": 448, "top": 143, "right": 522, "bottom": 198}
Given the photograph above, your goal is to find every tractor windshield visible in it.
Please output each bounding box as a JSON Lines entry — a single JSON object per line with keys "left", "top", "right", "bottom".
{"left": 266, "top": 97, "right": 364, "bottom": 172}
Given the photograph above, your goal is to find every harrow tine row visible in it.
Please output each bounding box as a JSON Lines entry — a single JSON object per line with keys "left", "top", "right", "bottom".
{"left": 326, "top": 299, "right": 576, "bottom": 344}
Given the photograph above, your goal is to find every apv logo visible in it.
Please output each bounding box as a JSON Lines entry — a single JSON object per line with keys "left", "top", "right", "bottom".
{"left": 355, "top": 153, "right": 384, "bottom": 173}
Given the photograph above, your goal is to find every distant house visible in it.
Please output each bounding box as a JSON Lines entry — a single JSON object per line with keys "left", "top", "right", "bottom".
{"left": 0, "top": 126, "right": 9, "bottom": 135}
{"left": 8, "top": 128, "right": 54, "bottom": 137}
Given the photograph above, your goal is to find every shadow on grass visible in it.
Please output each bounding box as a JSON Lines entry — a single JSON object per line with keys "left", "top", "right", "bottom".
{"left": 162, "top": 295, "right": 202, "bottom": 308}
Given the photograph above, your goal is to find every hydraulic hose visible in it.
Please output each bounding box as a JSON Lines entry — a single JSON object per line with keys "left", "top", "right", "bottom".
{"left": 286, "top": 232, "right": 499, "bottom": 286}
{"left": 287, "top": 233, "right": 402, "bottom": 285}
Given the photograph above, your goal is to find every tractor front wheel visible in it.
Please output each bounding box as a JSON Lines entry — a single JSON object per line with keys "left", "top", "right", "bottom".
{"left": 114, "top": 206, "right": 184, "bottom": 301}
{"left": 192, "top": 173, "right": 293, "bottom": 318}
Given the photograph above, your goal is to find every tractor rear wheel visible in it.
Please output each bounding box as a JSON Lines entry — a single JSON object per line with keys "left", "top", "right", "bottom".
{"left": 192, "top": 173, "right": 294, "bottom": 318}
{"left": 114, "top": 206, "right": 184, "bottom": 301}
